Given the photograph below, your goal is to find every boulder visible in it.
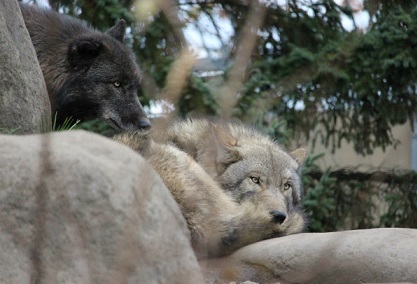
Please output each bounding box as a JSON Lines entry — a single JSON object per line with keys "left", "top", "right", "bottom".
{"left": 0, "top": 0, "right": 51, "bottom": 133}
{"left": 0, "top": 130, "right": 204, "bottom": 283}
{"left": 200, "top": 228, "right": 417, "bottom": 284}
{"left": 3, "top": 131, "right": 415, "bottom": 284}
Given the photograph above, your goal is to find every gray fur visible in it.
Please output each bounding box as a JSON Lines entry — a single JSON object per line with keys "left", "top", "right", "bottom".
{"left": 163, "top": 118, "right": 307, "bottom": 206}
{"left": 114, "top": 119, "right": 307, "bottom": 258}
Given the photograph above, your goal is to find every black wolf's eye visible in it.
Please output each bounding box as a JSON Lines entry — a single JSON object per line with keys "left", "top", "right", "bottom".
{"left": 283, "top": 182, "right": 292, "bottom": 190}
{"left": 113, "top": 81, "right": 121, "bottom": 88}
{"left": 250, "top": 176, "right": 260, "bottom": 184}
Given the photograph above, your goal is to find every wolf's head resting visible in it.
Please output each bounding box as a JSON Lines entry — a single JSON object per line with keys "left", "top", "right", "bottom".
{"left": 116, "top": 119, "right": 307, "bottom": 256}
{"left": 20, "top": 3, "right": 151, "bottom": 131}
{"left": 57, "top": 20, "right": 150, "bottom": 130}
{"left": 199, "top": 123, "right": 307, "bottom": 246}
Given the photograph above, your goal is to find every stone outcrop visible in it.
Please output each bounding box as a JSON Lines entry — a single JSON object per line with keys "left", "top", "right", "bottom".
{"left": 0, "top": 0, "right": 51, "bottom": 133}
{"left": 0, "top": 130, "right": 204, "bottom": 283}
{"left": 200, "top": 228, "right": 417, "bottom": 284}
{"left": 1, "top": 130, "right": 416, "bottom": 284}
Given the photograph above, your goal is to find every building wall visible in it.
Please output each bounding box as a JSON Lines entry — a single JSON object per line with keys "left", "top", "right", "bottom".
{"left": 307, "top": 122, "right": 413, "bottom": 171}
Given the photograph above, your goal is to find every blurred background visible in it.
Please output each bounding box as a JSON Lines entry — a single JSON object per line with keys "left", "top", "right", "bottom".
{"left": 24, "top": 0, "right": 417, "bottom": 231}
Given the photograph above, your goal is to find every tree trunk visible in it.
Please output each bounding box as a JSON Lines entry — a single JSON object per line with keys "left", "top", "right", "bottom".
{"left": 0, "top": 0, "right": 51, "bottom": 134}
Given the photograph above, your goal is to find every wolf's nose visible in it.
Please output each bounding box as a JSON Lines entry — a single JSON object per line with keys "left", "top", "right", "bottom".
{"left": 138, "top": 118, "right": 151, "bottom": 130}
{"left": 270, "top": 210, "right": 287, "bottom": 224}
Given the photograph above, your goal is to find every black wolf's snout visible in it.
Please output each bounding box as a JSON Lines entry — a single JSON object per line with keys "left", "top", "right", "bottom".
{"left": 270, "top": 210, "right": 287, "bottom": 224}
{"left": 119, "top": 112, "right": 151, "bottom": 131}
{"left": 138, "top": 118, "right": 151, "bottom": 130}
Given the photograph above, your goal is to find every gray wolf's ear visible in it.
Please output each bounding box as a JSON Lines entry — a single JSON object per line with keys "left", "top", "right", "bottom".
{"left": 290, "top": 148, "right": 307, "bottom": 166}
{"left": 68, "top": 38, "right": 102, "bottom": 69}
{"left": 106, "top": 19, "right": 126, "bottom": 42}
{"left": 211, "top": 124, "right": 241, "bottom": 165}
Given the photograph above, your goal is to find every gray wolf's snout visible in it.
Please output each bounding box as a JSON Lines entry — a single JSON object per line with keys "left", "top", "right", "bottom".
{"left": 270, "top": 210, "right": 287, "bottom": 224}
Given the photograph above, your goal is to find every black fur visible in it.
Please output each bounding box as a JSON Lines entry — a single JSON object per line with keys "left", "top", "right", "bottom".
{"left": 20, "top": 4, "right": 150, "bottom": 130}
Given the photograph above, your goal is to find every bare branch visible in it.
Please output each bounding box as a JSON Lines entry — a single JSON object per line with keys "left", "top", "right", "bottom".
{"left": 217, "top": 1, "right": 266, "bottom": 119}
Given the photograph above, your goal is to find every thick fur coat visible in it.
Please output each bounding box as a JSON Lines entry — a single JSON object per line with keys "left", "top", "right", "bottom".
{"left": 20, "top": 4, "right": 150, "bottom": 130}
{"left": 114, "top": 119, "right": 307, "bottom": 258}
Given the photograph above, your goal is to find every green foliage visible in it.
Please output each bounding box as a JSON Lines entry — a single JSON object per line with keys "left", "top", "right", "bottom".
{"left": 76, "top": 119, "right": 115, "bottom": 137}
{"left": 302, "top": 154, "right": 338, "bottom": 232}
{"left": 36, "top": 0, "right": 417, "bottom": 155}
{"left": 48, "top": 0, "right": 134, "bottom": 29}
{"left": 178, "top": 75, "right": 218, "bottom": 117}
{"left": 51, "top": 113, "right": 80, "bottom": 132}
{"left": 0, "top": 128, "right": 20, "bottom": 134}
{"left": 237, "top": 1, "right": 417, "bottom": 155}
{"left": 380, "top": 171, "right": 417, "bottom": 227}
{"left": 132, "top": 14, "right": 183, "bottom": 110}
{"left": 302, "top": 154, "right": 417, "bottom": 232}
{"left": 264, "top": 119, "right": 291, "bottom": 147}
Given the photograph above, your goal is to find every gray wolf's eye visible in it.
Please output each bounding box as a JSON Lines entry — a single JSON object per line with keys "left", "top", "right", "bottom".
{"left": 113, "top": 81, "right": 121, "bottom": 88}
{"left": 250, "top": 176, "right": 260, "bottom": 184}
{"left": 284, "top": 182, "right": 292, "bottom": 190}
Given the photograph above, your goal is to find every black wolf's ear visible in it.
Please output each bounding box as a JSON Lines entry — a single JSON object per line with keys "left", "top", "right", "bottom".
{"left": 106, "top": 19, "right": 126, "bottom": 42}
{"left": 290, "top": 148, "right": 307, "bottom": 167}
{"left": 68, "top": 39, "right": 102, "bottom": 69}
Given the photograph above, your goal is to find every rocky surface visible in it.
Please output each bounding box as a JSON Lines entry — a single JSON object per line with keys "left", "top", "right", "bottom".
{"left": 0, "top": 130, "right": 204, "bottom": 283}
{"left": 0, "top": 0, "right": 51, "bottom": 133}
{"left": 200, "top": 228, "right": 417, "bottom": 284}
{"left": 1, "top": 130, "right": 416, "bottom": 284}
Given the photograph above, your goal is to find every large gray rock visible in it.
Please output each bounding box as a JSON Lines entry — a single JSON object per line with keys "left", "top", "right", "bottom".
{"left": 0, "top": 0, "right": 51, "bottom": 133}
{"left": 0, "top": 130, "right": 204, "bottom": 283}
{"left": 201, "top": 228, "right": 417, "bottom": 284}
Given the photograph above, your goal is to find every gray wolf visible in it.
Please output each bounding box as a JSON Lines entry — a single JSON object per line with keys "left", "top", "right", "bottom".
{"left": 20, "top": 4, "right": 150, "bottom": 130}
{"left": 114, "top": 119, "right": 306, "bottom": 257}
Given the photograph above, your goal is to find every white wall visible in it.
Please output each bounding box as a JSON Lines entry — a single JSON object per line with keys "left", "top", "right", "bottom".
{"left": 307, "top": 122, "right": 413, "bottom": 171}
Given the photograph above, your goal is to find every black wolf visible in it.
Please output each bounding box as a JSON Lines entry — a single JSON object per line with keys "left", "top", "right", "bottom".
{"left": 20, "top": 4, "right": 150, "bottom": 130}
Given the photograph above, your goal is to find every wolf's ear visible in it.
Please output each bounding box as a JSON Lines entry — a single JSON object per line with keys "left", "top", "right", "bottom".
{"left": 68, "top": 39, "right": 102, "bottom": 69}
{"left": 290, "top": 148, "right": 307, "bottom": 166}
{"left": 199, "top": 124, "right": 240, "bottom": 176}
{"left": 106, "top": 19, "right": 126, "bottom": 42}
{"left": 211, "top": 124, "right": 241, "bottom": 165}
